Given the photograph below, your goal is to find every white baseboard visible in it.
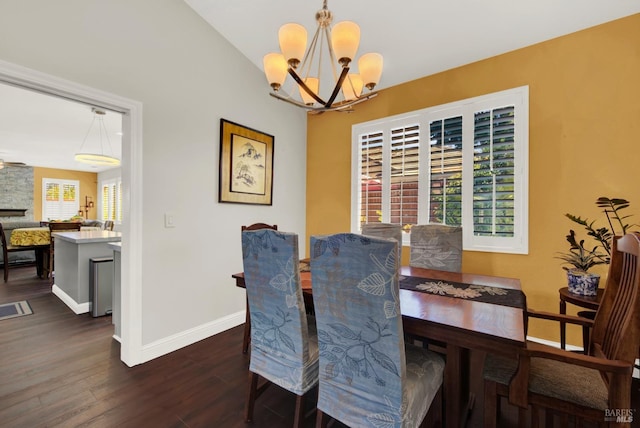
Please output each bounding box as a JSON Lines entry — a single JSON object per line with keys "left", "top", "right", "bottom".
{"left": 138, "top": 310, "right": 245, "bottom": 364}
{"left": 52, "top": 284, "right": 90, "bottom": 314}
{"left": 527, "top": 335, "right": 640, "bottom": 378}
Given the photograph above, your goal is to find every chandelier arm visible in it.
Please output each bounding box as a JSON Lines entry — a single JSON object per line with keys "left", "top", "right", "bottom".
{"left": 325, "top": 66, "right": 349, "bottom": 108}
{"left": 288, "top": 68, "right": 327, "bottom": 105}
{"left": 270, "top": 91, "right": 378, "bottom": 112}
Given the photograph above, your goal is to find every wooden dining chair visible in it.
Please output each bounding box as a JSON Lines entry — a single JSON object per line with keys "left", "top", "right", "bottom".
{"left": 0, "top": 223, "right": 47, "bottom": 283}
{"left": 240, "top": 222, "right": 278, "bottom": 354}
{"left": 409, "top": 224, "right": 462, "bottom": 273}
{"left": 241, "top": 229, "right": 318, "bottom": 428}
{"left": 310, "top": 233, "right": 445, "bottom": 427}
{"left": 103, "top": 220, "right": 114, "bottom": 231}
{"left": 483, "top": 232, "right": 640, "bottom": 427}
{"left": 44, "top": 222, "right": 82, "bottom": 280}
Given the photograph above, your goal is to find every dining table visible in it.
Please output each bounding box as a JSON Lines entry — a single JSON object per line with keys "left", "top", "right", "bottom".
{"left": 232, "top": 264, "right": 526, "bottom": 428}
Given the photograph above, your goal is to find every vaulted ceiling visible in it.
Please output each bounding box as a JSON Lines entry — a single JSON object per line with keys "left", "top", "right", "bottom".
{"left": 1, "top": 1, "right": 638, "bottom": 172}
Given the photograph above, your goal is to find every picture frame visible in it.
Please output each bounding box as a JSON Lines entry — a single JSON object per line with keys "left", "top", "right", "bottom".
{"left": 218, "top": 119, "right": 274, "bottom": 205}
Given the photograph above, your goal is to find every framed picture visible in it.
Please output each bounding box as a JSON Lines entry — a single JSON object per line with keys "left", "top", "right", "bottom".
{"left": 219, "top": 119, "right": 274, "bottom": 205}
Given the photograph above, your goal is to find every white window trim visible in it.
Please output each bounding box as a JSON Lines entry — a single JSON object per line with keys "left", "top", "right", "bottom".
{"left": 100, "top": 177, "right": 123, "bottom": 224}
{"left": 351, "top": 86, "right": 529, "bottom": 254}
{"left": 41, "top": 178, "right": 80, "bottom": 221}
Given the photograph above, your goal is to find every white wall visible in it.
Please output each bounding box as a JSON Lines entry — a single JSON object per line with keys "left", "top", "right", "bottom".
{"left": 0, "top": 0, "right": 307, "bottom": 359}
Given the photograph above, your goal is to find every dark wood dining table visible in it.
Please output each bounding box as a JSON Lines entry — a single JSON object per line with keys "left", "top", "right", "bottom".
{"left": 232, "top": 265, "right": 526, "bottom": 428}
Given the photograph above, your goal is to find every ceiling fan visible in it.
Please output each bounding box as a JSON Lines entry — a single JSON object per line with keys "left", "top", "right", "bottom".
{"left": 0, "top": 159, "right": 29, "bottom": 169}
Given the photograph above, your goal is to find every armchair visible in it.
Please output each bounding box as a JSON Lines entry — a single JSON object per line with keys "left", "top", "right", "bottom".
{"left": 483, "top": 233, "right": 640, "bottom": 427}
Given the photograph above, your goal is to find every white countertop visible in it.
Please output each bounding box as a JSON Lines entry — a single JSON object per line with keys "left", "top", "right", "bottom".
{"left": 52, "top": 230, "right": 122, "bottom": 244}
{"left": 108, "top": 242, "right": 122, "bottom": 251}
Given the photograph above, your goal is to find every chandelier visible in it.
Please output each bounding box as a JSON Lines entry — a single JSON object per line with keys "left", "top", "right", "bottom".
{"left": 74, "top": 108, "right": 120, "bottom": 167}
{"left": 263, "top": 0, "right": 383, "bottom": 113}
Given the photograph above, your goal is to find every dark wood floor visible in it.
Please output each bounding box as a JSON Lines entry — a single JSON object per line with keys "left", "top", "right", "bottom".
{"left": 1, "top": 265, "right": 639, "bottom": 427}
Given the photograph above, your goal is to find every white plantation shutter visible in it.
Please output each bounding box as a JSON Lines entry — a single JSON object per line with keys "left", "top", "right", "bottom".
{"left": 42, "top": 179, "right": 80, "bottom": 220}
{"left": 100, "top": 178, "right": 122, "bottom": 222}
{"left": 473, "top": 106, "right": 516, "bottom": 237}
{"left": 359, "top": 130, "right": 384, "bottom": 227}
{"left": 352, "top": 86, "right": 528, "bottom": 254}
{"left": 428, "top": 116, "right": 463, "bottom": 225}
{"left": 390, "top": 124, "right": 419, "bottom": 227}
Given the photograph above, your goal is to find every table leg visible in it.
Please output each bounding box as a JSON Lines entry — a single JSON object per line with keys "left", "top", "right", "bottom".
{"left": 445, "top": 344, "right": 470, "bottom": 428}
{"left": 560, "top": 299, "right": 567, "bottom": 350}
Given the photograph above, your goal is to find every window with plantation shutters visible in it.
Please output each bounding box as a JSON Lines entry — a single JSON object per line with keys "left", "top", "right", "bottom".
{"left": 100, "top": 178, "right": 122, "bottom": 223}
{"left": 390, "top": 125, "right": 419, "bottom": 227}
{"left": 428, "top": 116, "right": 463, "bottom": 225}
{"left": 42, "top": 178, "right": 80, "bottom": 221}
{"left": 352, "top": 86, "right": 528, "bottom": 254}
{"left": 473, "top": 106, "right": 516, "bottom": 238}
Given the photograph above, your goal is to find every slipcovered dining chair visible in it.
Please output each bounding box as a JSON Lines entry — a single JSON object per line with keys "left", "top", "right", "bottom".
{"left": 409, "top": 224, "right": 462, "bottom": 273}
{"left": 241, "top": 222, "right": 278, "bottom": 354}
{"left": 310, "top": 233, "right": 445, "bottom": 427}
{"left": 241, "top": 229, "right": 318, "bottom": 428}
{"left": 362, "top": 223, "right": 403, "bottom": 264}
{"left": 483, "top": 232, "right": 640, "bottom": 427}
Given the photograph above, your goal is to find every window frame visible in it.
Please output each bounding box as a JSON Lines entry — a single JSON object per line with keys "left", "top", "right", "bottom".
{"left": 41, "top": 178, "right": 80, "bottom": 221}
{"left": 351, "top": 86, "right": 529, "bottom": 254}
{"left": 99, "top": 177, "right": 123, "bottom": 224}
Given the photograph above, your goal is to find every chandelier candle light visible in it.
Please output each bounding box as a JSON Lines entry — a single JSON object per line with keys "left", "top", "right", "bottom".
{"left": 263, "top": 0, "right": 383, "bottom": 113}
{"left": 75, "top": 108, "right": 120, "bottom": 166}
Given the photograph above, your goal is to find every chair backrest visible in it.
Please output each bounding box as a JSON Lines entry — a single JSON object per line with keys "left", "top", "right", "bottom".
{"left": 409, "top": 223, "right": 462, "bottom": 272}
{"left": 241, "top": 222, "right": 277, "bottom": 231}
{"left": 362, "top": 223, "right": 403, "bottom": 263}
{"left": 48, "top": 222, "right": 82, "bottom": 232}
{"left": 590, "top": 233, "right": 640, "bottom": 369}
{"left": 103, "top": 221, "right": 114, "bottom": 231}
{"left": 310, "top": 232, "right": 406, "bottom": 426}
{"left": 241, "top": 229, "right": 314, "bottom": 395}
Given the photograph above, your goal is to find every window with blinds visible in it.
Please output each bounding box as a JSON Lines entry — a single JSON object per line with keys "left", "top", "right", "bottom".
{"left": 42, "top": 178, "right": 80, "bottom": 221}
{"left": 429, "top": 116, "right": 463, "bottom": 225}
{"left": 473, "top": 106, "right": 516, "bottom": 237}
{"left": 100, "top": 178, "right": 122, "bottom": 223}
{"left": 352, "top": 86, "right": 528, "bottom": 254}
{"left": 390, "top": 125, "right": 419, "bottom": 228}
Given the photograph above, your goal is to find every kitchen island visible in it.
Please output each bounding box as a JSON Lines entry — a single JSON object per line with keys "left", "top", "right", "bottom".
{"left": 51, "top": 230, "right": 122, "bottom": 314}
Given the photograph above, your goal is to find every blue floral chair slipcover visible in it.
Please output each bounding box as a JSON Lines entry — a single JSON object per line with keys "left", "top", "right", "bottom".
{"left": 241, "top": 229, "right": 318, "bottom": 425}
{"left": 362, "top": 223, "right": 403, "bottom": 264}
{"left": 310, "top": 233, "right": 445, "bottom": 427}
{"left": 410, "top": 224, "right": 463, "bottom": 273}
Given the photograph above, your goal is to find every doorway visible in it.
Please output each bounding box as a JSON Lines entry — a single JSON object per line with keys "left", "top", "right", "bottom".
{"left": 0, "top": 59, "right": 144, "bottom": 367}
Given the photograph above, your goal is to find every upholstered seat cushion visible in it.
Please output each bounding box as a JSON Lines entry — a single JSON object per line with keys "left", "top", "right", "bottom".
{"left": 483, "top": 353, "right": 609, "bottom": 410}
{"left": 403, "top": 344, "right": 445, "bottom": 426}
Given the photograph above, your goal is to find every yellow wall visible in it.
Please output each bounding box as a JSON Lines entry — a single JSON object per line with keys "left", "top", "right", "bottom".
{"left": 33, "top": 167, "right": 98, "bottom": 221}
{"left": 306, "top": 14, "right": 640, "bottom": 345}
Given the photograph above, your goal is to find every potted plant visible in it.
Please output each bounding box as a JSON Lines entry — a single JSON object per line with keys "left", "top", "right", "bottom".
{"left": 559, "top": 197, "right": 635, "bottom": 295}
{"left": 555, "top": 230, "right": 607, "bottom": 296}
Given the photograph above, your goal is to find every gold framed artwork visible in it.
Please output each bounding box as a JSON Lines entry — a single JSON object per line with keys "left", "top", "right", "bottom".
{"left": 219, "top": 119, "right": 274, "bottom": 205}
